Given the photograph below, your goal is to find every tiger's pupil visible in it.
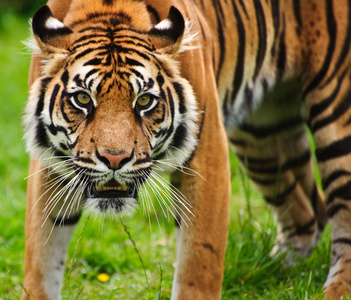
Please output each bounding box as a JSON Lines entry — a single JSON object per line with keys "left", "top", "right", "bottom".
{"left": 76, "top": 92, "right": 91, "bottom": 105}
{"left": 137, "top": 95, "right": 151, "bottom": 107}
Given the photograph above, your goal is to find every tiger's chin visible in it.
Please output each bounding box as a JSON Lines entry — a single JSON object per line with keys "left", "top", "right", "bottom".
{"left": 84, "top": 180, "right": 139, "bottom": 217}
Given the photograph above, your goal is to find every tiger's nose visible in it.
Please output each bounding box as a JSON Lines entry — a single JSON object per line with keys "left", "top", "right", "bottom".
{"left": 99, "top": 152, "right": 131, "bottom": 170}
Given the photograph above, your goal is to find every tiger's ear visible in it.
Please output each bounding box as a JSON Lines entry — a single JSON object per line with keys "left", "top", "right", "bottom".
{"left": 32, "top": 5, "right": 72, "bottom": 56}
{"left": 148, "top": 6, "right": 185, "bottom": 56}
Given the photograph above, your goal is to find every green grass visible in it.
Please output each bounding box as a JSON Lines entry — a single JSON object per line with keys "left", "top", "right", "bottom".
{"left": 0, "top": 10, "right": 331, "bottom": 300}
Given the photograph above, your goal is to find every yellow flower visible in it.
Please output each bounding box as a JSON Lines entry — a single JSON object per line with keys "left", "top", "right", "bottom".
{"left": 97, "top": 273, "right": 110, "bottom": 282}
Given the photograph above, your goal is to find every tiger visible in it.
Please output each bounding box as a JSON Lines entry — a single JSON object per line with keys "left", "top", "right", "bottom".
{"left": 22, "top": 0, "right": 351, "bottom": 298}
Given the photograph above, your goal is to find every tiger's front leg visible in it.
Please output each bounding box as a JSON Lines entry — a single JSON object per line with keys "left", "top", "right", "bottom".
{"left": 170, "top": 94, "right": 231, "bottom": 299}
{"left": 22, "top": 159, "right": 82, "bottom": 300}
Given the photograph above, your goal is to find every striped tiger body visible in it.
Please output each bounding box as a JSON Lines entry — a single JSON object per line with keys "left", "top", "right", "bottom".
{"left": 23, "top": 0, "right": 351, "bottom": 299}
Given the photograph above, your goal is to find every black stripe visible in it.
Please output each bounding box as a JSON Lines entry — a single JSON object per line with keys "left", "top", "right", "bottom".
{"left": 146, "top": 78, "right": 155, "bottom": 89}
{"left": 125, "top": 57, "right": 145, "bottom": 67}
{"left": 295, "top": 219, "right": 316, "bottom": 235}
{"left": 230, "top": 138, "right": 247, "bottom": 147}
{"left": 292, "top": 0, "right": 302, "bottom": 35}
{"left": 70, "top": 39, "right": 109, "bottom": 53}
{"left": 230, "top": 0, "right": 246, "bottom": 104}
{"left": 327, "top": 203, "right": 349, "bottom": 218}
{"left": 76, "top": 157, "right": 96, "bottom": 164}
{"left": 172, "top": 123, "right": 188, "bottom": 150}
{"left": 236, "top": 154, "right": 277, "bottom": 165}
{"left": 49, "top": 84, "right": 60, "bottom": 131}
{"left": 161, "top": 87, "right": 175, "bottom": 143}
{"left": 70, "top": 34, "right": 107, "bottom": 47}
{"left": 304, "top": 0, "right": 337, "bottom": 96}
{"left": 333, "top": 238, "right": 351, "bottom": 245}
{"left": 309, "top": 69, "right": 347, "bottom": 123}
{"left": 130, "top": 69, "right": 145, "bottom": 82}
{"left": 327, "top": 180, "right": 351, "bottom": 205}
{"left": 248, "top": 175, "right": 278, "bottom": 186}
{"left": 146, "top": 5, "right": 161, "bottom": 24}
{"left": 323, "top": 170, "right": 351, "bottom": 190}
{"left": 60, "top": 97, "right": 74, "bottom": 124}
{"left": 86, "top": 12, "right": 117, "bottom": 23}
{"left": 156, "top": 73, "right": 165, "bottom": 97}
{"left": 310, "top": 186, "right": 327, "bottom": 231}
{"left": 288, "top": 218, "right": 316, "bottom": 238}
{"left": 115, "top": 46, "right": 153, "bottom": 61}
{"left": 315, "top": 135, "right": 351, "bottom": 162}
{"left": 83, "top": 58, "right": 102, "bottom": 66}
{"left": 270, "top": 0, "right": 280, "bottom": 57}
{"left": 237, "top": 0, "right": 249, "bottom": 18}
{"left": 68, "top": 137, "right": 79, "bottom": 149}
{"left": 238, "top": 117, "right": 303, "bottom": 138}
{"left": 212, "top": 0, "right": 226, "bottom": 83}
{"left": 172, "top": 82, "right": 186, "bottom": 114}
{"left": 276, "top": 16, "right": 286, "bottom": 79}
{"left": 310, "top": 185, "right": 319, "bottom": 218}
{"left": 73, "top": 74, "right": 83, "bottom": 87}
{"left": 264, "top": 181, "right": 297, "bottom": 206}
{"left": 59, "top": 143, "right": 68, "bottom": 151}
{"left": 114, "top": 39, "right": 153, "bottom": 51}
{"left": 35, "top": 121, "right": 50, "bottom": 147}
{"left": 331, "top": 270, "right": 345, "bottom": 278}
{"left": 103, "top": 0, "right": 114, "bottom": 5}
{"left": 311, "top": 89, "right": 351, "bottom": 132}
{"left": 35, "top": 77, "right": 52, "bottom": 117}
{"left": 86, "top": 69, "right": 100, "bottom": 89}
{"left": 74, "top": 47, "right": 99, "bottom": 61}
{"left": 222, "top": 90, "right": 231, "bottom": 122}
{"left": 253, "top": 0, "right": 267, "bottom": 79}
{"left": 321, "top": 1, "right": 351, "bottom": 87}
{"left": 61, "top": 70, "right": 69, "bottom": 87}
{"left": 245, "top": 150, "right": 311, "bottom": 175}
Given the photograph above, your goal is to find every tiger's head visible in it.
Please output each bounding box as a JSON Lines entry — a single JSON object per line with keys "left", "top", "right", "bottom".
{"left": 24, "top": 1, "right": 199, "bottom": 217}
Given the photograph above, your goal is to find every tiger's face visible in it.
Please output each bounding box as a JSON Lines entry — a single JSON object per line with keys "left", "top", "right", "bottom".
{"left": 24, "top": 4, "right": 198, "bottom": 216}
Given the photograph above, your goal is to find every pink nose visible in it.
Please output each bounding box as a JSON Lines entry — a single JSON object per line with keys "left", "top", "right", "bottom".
{"left": 99, "top": 152, "right": 131, "bottom": 170}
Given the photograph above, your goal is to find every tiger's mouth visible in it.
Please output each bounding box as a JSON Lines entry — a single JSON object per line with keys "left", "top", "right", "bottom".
{"left": 84, "top": 179, "right": 138, "bottom": 214}
{"left": 86, "top": 180, "right": 137, "bottom": 199}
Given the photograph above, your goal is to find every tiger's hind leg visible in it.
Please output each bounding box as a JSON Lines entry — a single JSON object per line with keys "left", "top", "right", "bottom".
{"left": 308, "top": 82, "right": 351, "bottom": 298}
{"left": 229, "top": 122, "right": 328, "bottom": 264}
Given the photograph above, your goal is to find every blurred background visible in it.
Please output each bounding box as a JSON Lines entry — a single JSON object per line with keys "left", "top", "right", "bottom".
{"left": 0, "top": 0, "right": 45, "bottom": 16}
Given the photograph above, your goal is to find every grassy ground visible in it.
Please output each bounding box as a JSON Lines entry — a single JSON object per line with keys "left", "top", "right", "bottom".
{"left": 0, "top": 9, "right": 331, "bottom": 300}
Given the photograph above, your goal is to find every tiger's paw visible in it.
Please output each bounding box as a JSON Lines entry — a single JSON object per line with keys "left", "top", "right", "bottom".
{"left": 323, "top": 259, "right": 351, "bottom": 299}
{"left": 269, "top": 228, "right": 321, "bottom": 266}
{"left": 324, "top": 284, "right": 351, "bottom": 300}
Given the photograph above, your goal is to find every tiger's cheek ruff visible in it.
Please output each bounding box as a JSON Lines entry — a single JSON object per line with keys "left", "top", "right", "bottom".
{"left": 133, "top": 61, "right": 199, "bottom": 169}
{"left": 24, "top": 74, "right": 71, "bottom": 162}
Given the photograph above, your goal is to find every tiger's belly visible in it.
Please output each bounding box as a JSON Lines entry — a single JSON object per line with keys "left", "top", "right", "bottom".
{"left": 224, "top": 79, "right": 307, "bottom": 143}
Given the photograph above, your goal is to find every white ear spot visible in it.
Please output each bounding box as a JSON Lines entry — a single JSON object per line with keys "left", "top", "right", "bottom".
{"left": 45, "top": 17, "right": 65, "bottom": 30}
{"left": 154, "top": 18, "right": 173, "bottom": 30}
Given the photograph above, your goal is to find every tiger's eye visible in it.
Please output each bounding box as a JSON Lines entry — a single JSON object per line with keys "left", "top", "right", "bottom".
{"left": 137, "top": 94, "right": 151, "bottom": 107}
{"left": 76, "top": 92, "right": 91, "bottom": 105}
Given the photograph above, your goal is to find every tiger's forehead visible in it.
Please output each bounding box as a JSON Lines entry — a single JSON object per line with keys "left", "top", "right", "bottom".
{"left": 69, "top": 22, "right": 154, "bottom": 57}
{"left": 62, "top": 23, "right": 159, "bottom": 93}
{"left": 64, "top": 0, "right": 153, "bottom": 32}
